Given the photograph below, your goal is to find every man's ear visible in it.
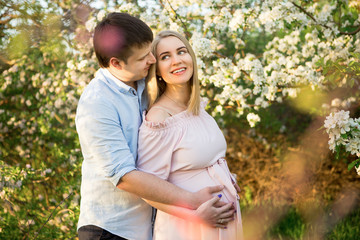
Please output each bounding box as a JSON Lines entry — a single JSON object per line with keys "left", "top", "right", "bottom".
{"left": 109, "top": 57, "right": 123, "bottom": 70}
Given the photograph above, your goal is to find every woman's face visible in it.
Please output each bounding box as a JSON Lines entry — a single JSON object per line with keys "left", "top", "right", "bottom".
{"left": 156, "top": 36, "right": 193, "bottom": 86}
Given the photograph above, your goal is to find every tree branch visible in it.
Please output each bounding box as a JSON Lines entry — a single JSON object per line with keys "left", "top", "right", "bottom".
{"left": 291, "top": 1, "right": 331, "bottom": 30}
{"left": 159, "top": 0, "right": 191, "bottom": 38}
{"left": 291, "top": 1, "right": 360, "bottom": 35}
{"left": 0, "top": 13, "right": 20, "bottom": 25}
{"left": 339, "top": 25, "right": 360, "bottom": 35}
{"left": 32, "top": 192, "right": 74, "bottom": 240}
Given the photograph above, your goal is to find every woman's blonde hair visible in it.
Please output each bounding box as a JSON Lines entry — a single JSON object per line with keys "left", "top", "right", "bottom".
{"left": 146, "top": 30, "right": 200, "bottom": 115}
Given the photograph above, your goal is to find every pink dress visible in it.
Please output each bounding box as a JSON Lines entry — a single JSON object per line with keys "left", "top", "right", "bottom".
{"left": 137, "top": 100, "right": 243, "bottom": 240}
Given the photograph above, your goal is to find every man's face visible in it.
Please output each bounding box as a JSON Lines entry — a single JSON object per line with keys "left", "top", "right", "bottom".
{"left": 120, "top": 43, "right": 156, "bottom": 83}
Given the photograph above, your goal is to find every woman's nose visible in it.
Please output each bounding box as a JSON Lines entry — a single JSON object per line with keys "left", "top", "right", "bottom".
{"left": 171, "top": 55, "right": 181, "bottom": 65}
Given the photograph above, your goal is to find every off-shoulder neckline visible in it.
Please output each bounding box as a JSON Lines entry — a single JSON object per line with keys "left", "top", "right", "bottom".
{"left": 141, "top": 98, "right": 208, "bottom": 129}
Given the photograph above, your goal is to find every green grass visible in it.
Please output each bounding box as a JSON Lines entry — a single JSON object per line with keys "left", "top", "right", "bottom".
{"left": 326, "top": 207, "right": 360, "bottom": 240}
{"left": 267, "top": 208, "right": 305, "bottom": 239}
{"left": 260, "top": 206, "right": 360, "bottom": 240}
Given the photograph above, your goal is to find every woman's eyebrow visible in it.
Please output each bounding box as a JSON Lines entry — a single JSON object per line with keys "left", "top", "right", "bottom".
{"left": 158, "top": 46, "right": 187, "bottom": 57}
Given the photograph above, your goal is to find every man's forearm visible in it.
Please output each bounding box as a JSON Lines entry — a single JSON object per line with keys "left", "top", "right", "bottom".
{"left": 145, "top": 200, "right": 199, "bottom": 222}
{"left": 144, "top": 197, "right": 235, "bottom": 228}
{"left": 117, "top": 170, "right": 197, "bottom": 209}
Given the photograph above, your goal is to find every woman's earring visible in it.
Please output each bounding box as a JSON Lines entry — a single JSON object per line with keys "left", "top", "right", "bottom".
{"left": 158, "top": 76, "right": 163, "bottom": 81}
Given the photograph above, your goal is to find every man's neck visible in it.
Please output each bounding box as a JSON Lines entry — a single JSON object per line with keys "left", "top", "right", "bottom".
{"left": 106, "top": 68, "right": 137, "bottom": 90}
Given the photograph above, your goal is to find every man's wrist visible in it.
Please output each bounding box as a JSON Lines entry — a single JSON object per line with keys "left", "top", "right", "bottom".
{"left": 187, "top": 191, "right": 200, "bottom": 209}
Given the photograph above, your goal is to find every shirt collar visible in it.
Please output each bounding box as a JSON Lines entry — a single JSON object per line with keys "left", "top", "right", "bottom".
{"left": 98, "top": 68, "right": 143, "bottom": 92}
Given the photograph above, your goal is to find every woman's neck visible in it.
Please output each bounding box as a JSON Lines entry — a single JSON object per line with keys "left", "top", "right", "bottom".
{"left": 163, "top": 84, "right": 190, "bottom": 109}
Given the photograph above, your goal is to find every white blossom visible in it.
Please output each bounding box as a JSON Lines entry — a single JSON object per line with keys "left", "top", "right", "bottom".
{"left": 247, "top": 113, "right": 260, "bottom": 128}
{"left": 190, "top": 34, "right": 213, "bottom": 58}
{"left": 97, "top": 10, "right": 106, "bottom": 21}
{"left": 78, "top": 60, "right": 88, "bottom": 71}
{"left": 355, "top": 165, "right": 360, "bottom": 175}
{"left": 85, "top": 17, "right": 97, "bottom": 32}
{"left": 324, "top": 111, "right": 360, "bottom": 170}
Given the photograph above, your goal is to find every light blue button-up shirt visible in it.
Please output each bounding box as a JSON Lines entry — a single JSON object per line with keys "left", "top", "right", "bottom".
{"left": 76, "top": 68, "right": 152, "bottom": 240}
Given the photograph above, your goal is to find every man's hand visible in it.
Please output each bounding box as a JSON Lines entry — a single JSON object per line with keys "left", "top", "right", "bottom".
{"left": 190, "top": 185, "right": 225, "bottom": 209}
{"left": 194, "top": 195, "right": 235, "bottom": 228}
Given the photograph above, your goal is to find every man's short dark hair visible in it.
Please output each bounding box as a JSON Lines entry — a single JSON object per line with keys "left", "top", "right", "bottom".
{"left": 93, "top": 12, "right": 153, "bottom": 68}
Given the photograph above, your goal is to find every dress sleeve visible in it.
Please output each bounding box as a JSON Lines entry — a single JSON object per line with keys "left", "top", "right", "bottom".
{"left": 137, "top": 123, "right": 180, "bottom": 180}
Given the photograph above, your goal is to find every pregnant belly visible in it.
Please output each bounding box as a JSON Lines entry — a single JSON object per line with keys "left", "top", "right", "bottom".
{"left": 168, "top": 159, "right": 238, "bottom": 204}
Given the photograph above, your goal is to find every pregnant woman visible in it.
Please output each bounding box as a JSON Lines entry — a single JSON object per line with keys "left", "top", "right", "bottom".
{"left": 137, "top": 30, "right": 243, "bottom": 240}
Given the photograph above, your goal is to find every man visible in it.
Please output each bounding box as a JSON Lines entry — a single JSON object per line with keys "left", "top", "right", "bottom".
{"left": 76, "top": 12, "right": 234, "bottom": 240}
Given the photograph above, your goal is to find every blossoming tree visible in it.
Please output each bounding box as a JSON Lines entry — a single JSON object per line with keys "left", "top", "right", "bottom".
{"left": 1, "top": 0, "right": 359, "bottom": 238}
{"left": 85, "top": 0, "right": 360, "bottom": 174}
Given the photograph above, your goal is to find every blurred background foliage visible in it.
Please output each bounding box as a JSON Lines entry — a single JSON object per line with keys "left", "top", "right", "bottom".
{"left": 0, "top": 0, "right": 359, "bottom": 239}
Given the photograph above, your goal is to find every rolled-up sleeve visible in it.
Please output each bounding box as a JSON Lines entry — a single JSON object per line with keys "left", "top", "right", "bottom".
{"left": 76, "top": 96, "right": 136, "bottom": 186}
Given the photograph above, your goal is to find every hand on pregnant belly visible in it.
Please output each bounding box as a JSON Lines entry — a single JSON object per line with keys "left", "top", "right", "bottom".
{"left": 194, "top": 194, "right": 235, "bottom": 228}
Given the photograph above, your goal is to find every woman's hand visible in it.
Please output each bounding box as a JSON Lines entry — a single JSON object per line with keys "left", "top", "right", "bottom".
{"left": 190, "top": 185, "right": 225, "bottom": 209}
{"left": 194, "top": 195, "right": 235, "bottom": 228}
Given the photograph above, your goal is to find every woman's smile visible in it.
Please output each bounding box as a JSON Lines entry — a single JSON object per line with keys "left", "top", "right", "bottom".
{"left": 171, "top": 67, "right": 187, "bottom": 75}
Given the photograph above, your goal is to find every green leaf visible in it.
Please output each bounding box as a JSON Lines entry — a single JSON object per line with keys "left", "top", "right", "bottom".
{"left": 349, "top": 78, "right": 355, "bottom": 88}
{"left": 348, "top": 159, "right": 360, "bottom": 171}
{"left": 350, "top": 52, "right": 360, "bottom": 59}
{"left": 341, "top": 133, "right": 348, "bottom": 138}
{"left": 335, "top": 145, "right": 341, "bottom": 159}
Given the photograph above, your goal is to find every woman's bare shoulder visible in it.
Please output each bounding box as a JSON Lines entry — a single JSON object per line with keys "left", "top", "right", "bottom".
{"left": 146, "top": 105, "right": 172, "bottom": 123}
